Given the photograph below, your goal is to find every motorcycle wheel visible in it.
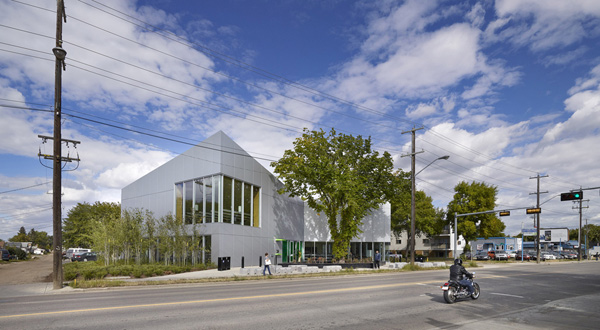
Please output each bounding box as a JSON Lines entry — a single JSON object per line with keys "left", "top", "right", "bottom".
{"left": 471, "top": 282, "right": 480, "bottom": 300}
{"left": 443, "top": 287, "right": 457, "bottom": 304}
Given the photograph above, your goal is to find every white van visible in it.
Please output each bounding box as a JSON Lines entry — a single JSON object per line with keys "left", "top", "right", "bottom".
{"left": 65, "top": 248, "right": 91, "bottom": 259}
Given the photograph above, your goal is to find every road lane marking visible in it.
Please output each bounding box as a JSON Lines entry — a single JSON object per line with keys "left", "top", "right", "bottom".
{"left": 0, "top": 280, "right": 442, "bottom": 319}
{"left": 0, "top": 273, "right": 523, "bottom": 319}
{"left": 490, "top": 292, "right": 524, "bottom": 299}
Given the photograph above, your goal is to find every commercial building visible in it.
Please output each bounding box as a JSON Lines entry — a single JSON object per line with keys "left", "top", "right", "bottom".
{"left": 389, "top": 225, "right": 465, "bottom": 259}
{"left": 121, "top": 131, "right": 390, "bottom": 267}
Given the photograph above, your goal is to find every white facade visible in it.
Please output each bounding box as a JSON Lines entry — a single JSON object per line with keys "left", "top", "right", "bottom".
{"left": 121, "top": 131, "right": 390, "bottom": 267}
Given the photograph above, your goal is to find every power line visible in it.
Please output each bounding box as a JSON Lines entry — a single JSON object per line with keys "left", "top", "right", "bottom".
{"left": 0, "top": 182, "right": 52, "bottom": 195}
{"left": 1, "top": 3, "right": 565, "bottom": 189}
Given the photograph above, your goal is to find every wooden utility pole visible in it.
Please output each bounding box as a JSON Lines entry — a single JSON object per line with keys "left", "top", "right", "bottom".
{"left": 401, "top": 127, "right": 423, "bottom": 265}
{"left": 52, "top": 0, "right": 67, "bottom": 290}
{"left": 529, "top": 173, "right": 548, "bottom": 264}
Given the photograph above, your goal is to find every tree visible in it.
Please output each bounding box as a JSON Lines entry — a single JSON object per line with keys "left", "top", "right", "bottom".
{"left": 63, "top": 202, "right": 121, "bottom": 249}
{"left": 447, "top": 181, "right": 505, "bottom": 243}
{"left": 27, "top": 228, "right": 52, "bottom": 250}
{"left": 271, "top": 128, "right": 395, "bottom": 259}
{"left": 9, "top": 226, "right": 29, "bottom": 242}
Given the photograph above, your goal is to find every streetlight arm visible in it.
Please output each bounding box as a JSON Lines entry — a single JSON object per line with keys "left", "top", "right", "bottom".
{"left": 415, "top": 155, "right": 449, "bottom": 176}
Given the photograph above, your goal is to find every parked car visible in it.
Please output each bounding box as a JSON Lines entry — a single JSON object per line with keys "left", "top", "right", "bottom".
{"left": 495, "top": 251, "right": 509, "bottom": 261}
{"left": 507, "top": 251, "right": 516, "bottom": 259}
{"left": 541, "top": 253, "right": 556, "bottom": 261}
{"left": 551, "top": 252, "right": 564, "bottom": 259}
{"left": 515, "top": 252, "right": 531, "bottom": 261}
{"left": 475, "top": 252, "right": 490, "bottom": 260}
{"left": 72, "top": 252, "right": 97, "bottom": 262}
{"left": 65, "top": 248, "right": 91, "bottom": 259}
{"left": 562, "top": 251, "right": 577, "bottom": 259}
{"left": 487, "top": 250, "right": 496, "bottom": 259}
{"left": 1, "top": 249, "right": 10, "bottom": 261}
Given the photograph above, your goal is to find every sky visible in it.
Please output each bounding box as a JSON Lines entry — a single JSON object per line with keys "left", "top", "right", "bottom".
{"left": 1, "top": 0, "right": 600, "bottom": 242}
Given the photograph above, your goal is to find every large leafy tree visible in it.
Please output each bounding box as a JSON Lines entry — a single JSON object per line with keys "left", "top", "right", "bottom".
{"left": 447, "top": 181, "right": 505, "bottom": 243}
{"left": 271, "top": 128, "right": 395, "bottom": 259}
{"left": 571, "top": 224, "right": 600, "bottom": 246}
{"left": 63, "top": 202, "right": 121, "bottom": 248}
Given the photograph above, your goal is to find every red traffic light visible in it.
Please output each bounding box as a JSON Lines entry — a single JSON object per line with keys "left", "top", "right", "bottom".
{"left": 561, "top": 191, "right": 583, "bottom": 201}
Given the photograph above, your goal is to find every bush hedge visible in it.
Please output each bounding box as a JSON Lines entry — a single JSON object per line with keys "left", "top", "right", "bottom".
{"left": 64, "top": 262, "right": 216, "bottom": 281}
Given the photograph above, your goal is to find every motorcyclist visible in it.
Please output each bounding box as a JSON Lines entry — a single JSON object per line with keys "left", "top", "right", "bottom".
{"left": 449, "top": 259, "right": 474, "bottom": 295}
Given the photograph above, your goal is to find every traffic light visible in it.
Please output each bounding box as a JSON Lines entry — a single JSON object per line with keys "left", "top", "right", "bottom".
{"left": 561, "top": 191, "right": 583, "bottom": 201}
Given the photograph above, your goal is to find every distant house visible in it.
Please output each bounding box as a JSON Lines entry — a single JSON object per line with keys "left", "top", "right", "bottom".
{"left": 389, "top": 225, "right": 465, "bottom": 259}
{"left": 5, "top": 241, "right": 33, "bottom": 253}
{"left": 122, "top": 131, "right": 390, "bottom": 267}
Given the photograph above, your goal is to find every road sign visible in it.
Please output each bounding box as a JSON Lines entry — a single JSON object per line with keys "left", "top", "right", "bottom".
{"left": 526, "top": 208, "right": 541, "bottom": 214}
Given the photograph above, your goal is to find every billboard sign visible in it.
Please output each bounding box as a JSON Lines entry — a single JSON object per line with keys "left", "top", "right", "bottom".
{"left": 522, "top": 228, "right": 536, "bottom": 236}
{"left": 539, "top": 228, "right": 568, "bottom": 243}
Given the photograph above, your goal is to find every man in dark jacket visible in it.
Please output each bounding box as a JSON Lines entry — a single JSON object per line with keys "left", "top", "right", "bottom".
{"left": 449, "top": 259, "right": 474, "bottom": 295}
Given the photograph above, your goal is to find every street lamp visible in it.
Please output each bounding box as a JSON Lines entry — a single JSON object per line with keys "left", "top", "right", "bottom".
{"left": 410, "top": 155, "right": 449, "bottom": 264}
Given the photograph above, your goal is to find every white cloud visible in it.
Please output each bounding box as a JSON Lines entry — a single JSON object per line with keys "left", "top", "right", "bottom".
{"left": 493, "top": 0, "right": 600, "bottom": 52}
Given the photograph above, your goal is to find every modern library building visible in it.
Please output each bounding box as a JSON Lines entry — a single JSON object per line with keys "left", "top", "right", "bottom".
{"left": 121, "top": 131, "right": 390, "bottom": 267}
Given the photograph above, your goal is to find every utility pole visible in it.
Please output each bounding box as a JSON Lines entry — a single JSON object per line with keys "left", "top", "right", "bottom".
{"left": 585, "top": 219, "right": 588, "bottom": 260}
{"left": 529, "top": 173, "right": 548, "bottom": 264}
{"left": 401, "top": 126, "right": 423, "bottom": 265}
{"left": 47, "top": 0, "right": 69, "bottom": 290}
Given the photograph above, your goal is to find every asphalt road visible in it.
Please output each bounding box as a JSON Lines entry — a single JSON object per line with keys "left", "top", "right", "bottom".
{"left": 1, "top": 262, "right": 599, "bottom": 329}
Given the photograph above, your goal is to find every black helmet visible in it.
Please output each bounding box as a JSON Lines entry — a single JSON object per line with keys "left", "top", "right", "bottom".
{"left": 454, "top": 259, "right": 463, "bottom": 266}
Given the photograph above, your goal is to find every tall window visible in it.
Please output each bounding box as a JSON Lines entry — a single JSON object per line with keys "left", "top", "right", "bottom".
{"left": 234, "top": 180, "right": 243, "bottom": 225}
{"left": 185, "top": 181, "right": 193, "bottom": 224}
{"left": 253, "top": 186, "right": 260, "bottom": 227}
{"left": 222, "top": 176, "right": 232, "bottom": 223}
{"left": 243, "top": 183, "right": 251, "bottom": 226}
{"left": 175, "top": 182, "right": 183, "bottom": 222}
{"left": 205, "top": 176, "right": 214, "bottom": 223}
{"left": 194, "top": 180, "right": 204, "bottom": 224}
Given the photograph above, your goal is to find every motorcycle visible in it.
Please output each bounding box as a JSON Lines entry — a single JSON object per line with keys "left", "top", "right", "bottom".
{"left": 441, "top": 272, "right": 480, "bottom": 304}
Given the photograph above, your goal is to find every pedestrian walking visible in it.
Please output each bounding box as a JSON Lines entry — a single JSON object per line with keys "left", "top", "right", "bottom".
{"left": 374, "top": 250, "right": 381, "bottom": 269}
{"left": 263, "top": 253, "right": 272, "bottom": 275}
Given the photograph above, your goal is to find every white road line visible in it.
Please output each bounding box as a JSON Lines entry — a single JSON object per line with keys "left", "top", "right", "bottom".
{"left": 490, "top": 292, "right": 525, "bottom": 299}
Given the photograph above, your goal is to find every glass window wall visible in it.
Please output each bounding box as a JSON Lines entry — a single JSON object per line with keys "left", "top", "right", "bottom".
{"left": 175, "top": 175, "right": 260, "bottom": 227}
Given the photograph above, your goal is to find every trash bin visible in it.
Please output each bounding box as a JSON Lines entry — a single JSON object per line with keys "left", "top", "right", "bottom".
{"left": 218, "top": 256, "right": 231, "bottom": 271}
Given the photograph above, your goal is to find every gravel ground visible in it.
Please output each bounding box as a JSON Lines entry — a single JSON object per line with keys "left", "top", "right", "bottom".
{"left": 0, "top": 254, "right": 53, "bottom": 284}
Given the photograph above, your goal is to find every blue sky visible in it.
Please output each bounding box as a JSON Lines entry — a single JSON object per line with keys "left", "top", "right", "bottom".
{"left": 1, "top": 0, "right": 600, "bottom": 241}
